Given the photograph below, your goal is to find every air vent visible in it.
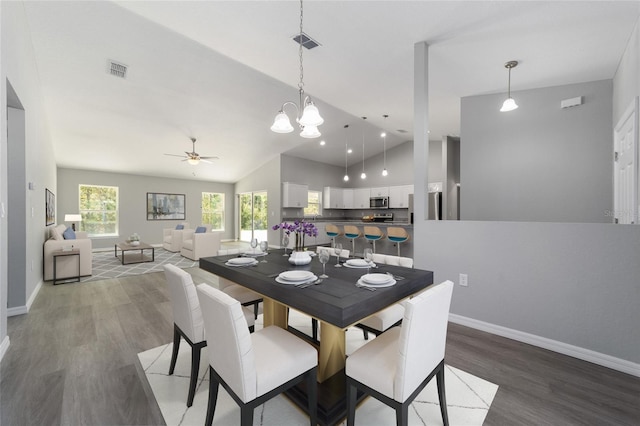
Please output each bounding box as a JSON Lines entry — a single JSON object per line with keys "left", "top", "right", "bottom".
{"left": 292, "top": 32, "right": 320, "bottom": 49}
{"left": 397, "top": 129, "right": 409, "bottom": 134}
{"left": 107, "top": 60, "right": 127, "bottom": 79}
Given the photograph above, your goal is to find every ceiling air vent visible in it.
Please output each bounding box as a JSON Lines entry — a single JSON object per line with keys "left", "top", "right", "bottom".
{"left": 107, "top": 60, "right": 127, "bottom": 79}
{"left": 292, "top": 32, "right": 320, "bottom": 49}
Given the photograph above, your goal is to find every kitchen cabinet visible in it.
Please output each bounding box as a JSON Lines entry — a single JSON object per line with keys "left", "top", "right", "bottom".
{"left": 323, "top": 187, "right": 343, "bottom": 209}
{"left": 342, "top": 189, "right": 354, "bottom": 209}
{"left": 370, "top": 186, "right": 389, "bottom": 197}
{"left": 313, "top": 222, "right": 330, "bottom": 245}
{"left": 353, "top": 188, "right": 370, "bottom": 209}
{"left": 282, "top": 182, "right": 308, "bottom": 208}
{"left": 389, "top": 184, "right": 414, "bottom": 208}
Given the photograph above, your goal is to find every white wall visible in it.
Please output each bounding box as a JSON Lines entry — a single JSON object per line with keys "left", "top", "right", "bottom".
{"left": 414, "top": 42, "right": 639, "bottom": 376}
{"left": 57, "top": 168, "right": 236, "bottom": 249}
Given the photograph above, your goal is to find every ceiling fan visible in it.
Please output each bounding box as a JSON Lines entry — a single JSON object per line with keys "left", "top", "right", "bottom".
{"left": 164, "top": 137, "right": 219, "bottom": 165}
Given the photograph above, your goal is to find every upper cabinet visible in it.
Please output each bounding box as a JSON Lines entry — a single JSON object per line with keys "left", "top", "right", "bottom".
{"left": 282, "top": 182, "right": 308, "bottom": 208}
{"left": 389, "top": 185, "right": 414, "bottom": 208}
{"left": 323, "top": 186, "right": 343, "bottom": 209}
{"left": 342, "top": 189, "right": 354, "bottom": 209}
{"left": 353, "top": 188, "right": 370, "bottom": 209}
{"left": 370, "top": 187, "right": 389, "bottom": 197}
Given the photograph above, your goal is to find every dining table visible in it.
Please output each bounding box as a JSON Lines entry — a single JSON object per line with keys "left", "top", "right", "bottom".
{"left": 199, "top": 248, "right": 433, "bottom": 426}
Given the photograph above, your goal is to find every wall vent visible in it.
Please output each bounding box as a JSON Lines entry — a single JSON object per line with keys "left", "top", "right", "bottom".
{"left": 292, "top": 32, "right": 320, "bottom": 49}
{"left": 107, "top": 60, "right": 127, "bottom": 79}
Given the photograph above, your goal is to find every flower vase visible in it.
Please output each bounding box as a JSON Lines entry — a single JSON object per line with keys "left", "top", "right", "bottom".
{"left": 288, "top": 251, "right": 312, "bottom": 265}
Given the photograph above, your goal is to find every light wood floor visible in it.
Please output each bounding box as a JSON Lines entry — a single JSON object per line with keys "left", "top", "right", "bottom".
{"left": 2, "top": 269, "right": 639, "bottom": 425}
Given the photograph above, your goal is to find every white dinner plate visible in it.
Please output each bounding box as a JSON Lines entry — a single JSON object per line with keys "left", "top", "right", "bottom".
{"left": 227, "top": 257, "right": 257, "bottom": 265}
{"left": 279, "top": 270, "right": 315, "bottom": 282}
{"left": 361, "top": 273, "right": 393, "bottom": 285}
{"left": 357, "top": 278, "right": 396, "bottom": 288}
{"left": 344, "top": 262, "right": 377, "bottom": 269}
{"left": 276, "top": 274, "right": 318, "bottom": 285}
{"left": 243, "top": 249, "right": 264, "bottom": 257}
{"left": 225, "top": 259, "right": 258, "bottom": 267}
{"left": 345, "top": 259, "right": 369, "bottom": 267}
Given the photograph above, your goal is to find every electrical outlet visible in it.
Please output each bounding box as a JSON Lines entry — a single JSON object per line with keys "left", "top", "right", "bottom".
{"left": 459, "top": 273, "right": 468, "bottom": 287}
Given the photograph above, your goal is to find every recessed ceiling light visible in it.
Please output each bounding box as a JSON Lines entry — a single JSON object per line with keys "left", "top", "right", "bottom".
{"left": 347, "top": 148, "right": 353, "bottom": 154}
{"left": 319, "top": 140, "right": 326, "bottom": 146}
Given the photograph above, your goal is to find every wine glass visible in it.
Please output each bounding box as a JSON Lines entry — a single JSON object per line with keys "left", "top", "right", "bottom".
{"left": 259, "top": 240, "right": 268, "bottom": 262}
{"left": 250, "top": 238, "right": 258, "bottom": 253}
{"left": 334, "top": 243, "right": 343, "bottom": 267}
{"left": 363, "top": 248, "right": 374, "bottom": 274}
{"left": 282, "top": 234, "right": 290, "bottom": 256}
{"left": 318, "top": 250, "right": 330, "bottom": 278}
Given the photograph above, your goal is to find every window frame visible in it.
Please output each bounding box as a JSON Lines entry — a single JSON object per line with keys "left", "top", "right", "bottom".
{"left": 78, "top": 184, "right": 119, "bottom": 238}
{"left": 304, "top": 190, "right": 322, "bottom": 217}
{"left": 201, "top": 192, "right": 225, "bottom": 231}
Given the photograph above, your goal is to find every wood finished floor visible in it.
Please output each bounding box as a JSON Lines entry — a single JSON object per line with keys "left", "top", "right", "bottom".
{"left": 2, "top": 268, "right": 639, "bottom": 425}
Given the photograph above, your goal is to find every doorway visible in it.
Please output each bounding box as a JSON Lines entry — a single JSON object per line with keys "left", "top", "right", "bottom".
{"left": 613, "top": 97, "right": 639, "bottom": 224}
{"left": 238, "top": 191, "right": 268, "bottom": 242}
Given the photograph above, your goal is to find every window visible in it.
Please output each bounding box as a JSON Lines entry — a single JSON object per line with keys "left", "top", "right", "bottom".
{"left": 202, "top": 192, "right": 225, "bottom": 231}
{"left": 79, "top": 184, "right": 119, "bottom": 237}
{"left": 304, "top": 190, "right": 322, "bottom": 216}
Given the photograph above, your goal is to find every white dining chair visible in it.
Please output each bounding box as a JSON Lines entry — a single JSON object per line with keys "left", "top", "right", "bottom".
{"left": 196, "top": 284, "right": 318, "bottom": 426}
{"left": 346, "top": 280, "right": 454, "bottom": 426}
{"left": 217, "top": 276, "right": 263, "bottom": 319}
{"left": 163, "top": 265, "right": 255, "bottom": 407}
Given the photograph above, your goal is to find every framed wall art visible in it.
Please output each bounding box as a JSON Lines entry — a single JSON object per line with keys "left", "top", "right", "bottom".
{"left": 146, "top": 192, "right": 186, "bottom": 220}
{"left": 45, "top": 188, "right": 55, "bottom": 225}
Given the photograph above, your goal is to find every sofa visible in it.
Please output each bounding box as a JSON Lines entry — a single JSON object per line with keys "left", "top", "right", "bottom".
{"left": 44, "top": 224, "right": 92, "bottom": 281}
{"left": 162, "top": 222, "right": 191, "bottom": 252}
{"left": 180, "top": 224, "right": 221, "bottom": 261}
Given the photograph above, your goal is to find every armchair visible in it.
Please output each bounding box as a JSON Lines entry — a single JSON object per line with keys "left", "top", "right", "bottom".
{"left": 44, "top": 224, "right": 92, "bottom": 281}
{"left": 180, "top": 225, "right": 222, "bottom": 261}
{"left": 162, "top": 222, "right": 191, "bottom": 252}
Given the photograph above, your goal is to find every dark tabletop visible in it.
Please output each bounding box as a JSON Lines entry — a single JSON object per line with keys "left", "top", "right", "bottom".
{"left": 199, "top": 249, "right": 433, "bottom": 329}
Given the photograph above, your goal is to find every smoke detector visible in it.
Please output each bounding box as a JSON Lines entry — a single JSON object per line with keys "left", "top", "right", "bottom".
{"left": 107, "top": 60, "right": 127, "bottom": 79}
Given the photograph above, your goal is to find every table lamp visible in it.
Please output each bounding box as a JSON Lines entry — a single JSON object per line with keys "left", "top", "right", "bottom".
{"left": 64, "top": 214, "right": 82, "bottom": 231}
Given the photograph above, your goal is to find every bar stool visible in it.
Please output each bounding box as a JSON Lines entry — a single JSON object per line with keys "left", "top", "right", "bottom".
{"left": 387, "top": 227, "right": 409, "bottom": 257}
{"left": 363, "top": 225, "right": 384, "bottom": 253}
{"left": 343, "top": 225, "right": 362, "bottom": 256}
{"left": 325, "top": 224, "right": 342, "bottom": 248}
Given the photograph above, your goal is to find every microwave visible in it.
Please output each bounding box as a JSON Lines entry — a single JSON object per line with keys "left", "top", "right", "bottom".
{"left": 370, "top": 196, "right": 389, "bottom": 209}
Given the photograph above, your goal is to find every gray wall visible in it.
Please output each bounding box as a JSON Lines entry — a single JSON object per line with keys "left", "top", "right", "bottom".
{"left": 57, "top": 168, "right": 235, "bottom": 249}
{"left": 461, "top": 79, "right": 613, "bottom": 223}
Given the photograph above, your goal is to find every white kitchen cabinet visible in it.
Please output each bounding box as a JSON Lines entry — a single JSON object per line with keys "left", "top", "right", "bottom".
{"left": 323, "top": 187, "right": 343, "bottom": 209}
{"left": 282, "top": 182, "right": 309, "bottom": 208}
{"left": 314, "top": 222, "right": 331, "bottom": 245}
{"left": 342, "top": 189, "right": 354, "bottom": 209}
{"left": 370, "top": 186, "right": 389, "bottom": 197}
{"left": 353, "top": 188, "right": 370, "bottom": 209}
{"left": 389, "top": 184, "right": 414, "bottom": 208}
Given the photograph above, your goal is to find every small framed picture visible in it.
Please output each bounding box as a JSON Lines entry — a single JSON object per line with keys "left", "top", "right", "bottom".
{"left": 45, "top": 188, "right": 55, "bottom": 225}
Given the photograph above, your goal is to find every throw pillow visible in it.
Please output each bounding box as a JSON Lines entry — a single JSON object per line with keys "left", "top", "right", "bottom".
{"left": 195, "top": 226, "right": 207, "bottom": 233}
{"left": 63, "top": 227, "right": 76, "bottom": 240}
{"left": 50, "top": 225, "right": 64, "bottom": 241}
{"left": 175, "top": 224, "right": 184, "bottom": 230}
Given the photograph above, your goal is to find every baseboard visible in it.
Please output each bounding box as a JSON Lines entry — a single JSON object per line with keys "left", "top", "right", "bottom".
{"left": 26, "top": 279, "right": 43, "bottom": 311}
{"left": 7, "top": 306, "right": 27, "bottom": 317}
{"left": 0, "top": 336, "right": 10, "bottom": 363}
{"left": 449, "top": 314, "right": 640, "bottom": 378}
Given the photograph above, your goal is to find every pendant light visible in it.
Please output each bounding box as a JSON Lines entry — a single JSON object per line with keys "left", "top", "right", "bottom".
{"left": 270, "top": 0, "right": 324, "bottom": 138}
{"left": 500, "top": 61, "right": 519, "bottom": 112}
{"left": 360, "top": 117, "right": 367, "bottom": 180}
{"left": 381, "top": 114, "right": 389, "bottom": 176}
{"left": 343, "top": 124, "right": 350, "bottom": 182}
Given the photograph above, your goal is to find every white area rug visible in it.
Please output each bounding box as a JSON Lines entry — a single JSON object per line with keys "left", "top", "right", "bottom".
{"left": 82, "top": 248, "right": 198, "bottom": 282}
{"left": 138, "top": 311, "right": 499, "bottom": 426}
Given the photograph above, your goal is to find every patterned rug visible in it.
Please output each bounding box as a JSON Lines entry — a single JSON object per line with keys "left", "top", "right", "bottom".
{"left": 82, "top": 248, "right": 198, "bottom": 282}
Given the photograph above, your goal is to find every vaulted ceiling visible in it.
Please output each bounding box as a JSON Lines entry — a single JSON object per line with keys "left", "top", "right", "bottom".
{"left": 23, "top": 1, "right": 640, "bottom": 183}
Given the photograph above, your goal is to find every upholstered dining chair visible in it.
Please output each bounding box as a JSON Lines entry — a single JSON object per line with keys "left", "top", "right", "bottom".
{"left": 163, "top": 264, "right": 255, "bottom": 407}
{"left": 346, "top": 280, "right": 454, "bottom": 426}
{"left": 217, "top": 276, "right": 263, "bottom": 319}
{"left": 196, "top": 284, "right": 318, "bottom": 426}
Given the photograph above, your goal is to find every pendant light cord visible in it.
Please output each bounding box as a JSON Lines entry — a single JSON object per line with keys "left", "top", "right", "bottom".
{"left": 298, "top": 0, "right": 305, "bottom": 101}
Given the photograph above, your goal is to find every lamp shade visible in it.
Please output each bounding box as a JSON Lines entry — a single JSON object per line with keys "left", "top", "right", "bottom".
{"left": 299, "top": 103, "right": 324, "bottom": 127}
{"left": 299, "top": 125, "right": 321, "bottom": 139}
{"left": 500, "top": 97, "right": 518, "bottom": 112}
{"left": 187, "top": 157, "right": 200, "bottom": 165}
{"left": 65, "top": 214, "right": 82, "bottom": 222}
{"left": 271, "top": 112, "right": 294, "bottom": 133}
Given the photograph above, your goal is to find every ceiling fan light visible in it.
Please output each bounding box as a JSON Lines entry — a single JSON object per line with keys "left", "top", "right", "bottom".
{"left": 187, "top": 158, "right": 200, "bottom": 166}
{"left": 300, "top": 125, "right": 321, "bottom": 138}
{"left": 299, "top": 102, "right": 324, "bottom": 127}
{"left": 500, "top": 97, "right": 518, "bottom": 112}
{"left": 271, "top": 112, "right": 294, "bottom": 133}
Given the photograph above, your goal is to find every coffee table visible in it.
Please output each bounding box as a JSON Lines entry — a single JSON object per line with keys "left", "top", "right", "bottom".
{"left": 114, "top": 242, "right": 155, "bottom": 265}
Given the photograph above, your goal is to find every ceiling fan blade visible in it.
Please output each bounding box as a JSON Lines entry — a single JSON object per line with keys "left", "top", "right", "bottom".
{"left": 164, "top": 153, "right": 186, "bottom": 158}
{"left": 200, "top": 156, "right": 219, "bottom": 160}
{"left": 200, "top": 159, "right": 214, "bottom": 164}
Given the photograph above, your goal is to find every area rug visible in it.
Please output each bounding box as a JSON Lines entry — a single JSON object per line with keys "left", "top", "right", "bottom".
{"left": 138, "top": 311, "right": 499, "bottom": 426}
{"left": 82, "top": 248, "right": 198, "bottom": 282}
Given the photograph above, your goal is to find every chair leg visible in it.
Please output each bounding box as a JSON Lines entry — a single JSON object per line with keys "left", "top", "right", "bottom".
{"left": 187, "top": 343, "right": 203, "bottom": 407}
{"left": 306, "top": 368, "right": 318, "bottom": 426}
{"left": 346, "top": 381, "right": 357, "bottom": 426}
{"left": 362, "top": 328, "right": 369, "bottom": 340}
{"left": 205, "top": 367, "right": 219, "bottom": 426}
{"left": 248, "top": 324, "right": 255, "bottom": 333}
{"left": 311, "top": 318, "right": 318, "bottom": 341}
{"left": 253, "top": 301, "right": 259, "bottom": 319}
{"left": 240, "top": 405, "right": 254, "bottom": 426}
{"left": 168, "top": 325, "right": 180, "bottom": 375}
{"left": 396, "top": 402, "right": 410, "bottom": 426}
{"left": 436, "top": 364, "right": 449, "bottom": 426}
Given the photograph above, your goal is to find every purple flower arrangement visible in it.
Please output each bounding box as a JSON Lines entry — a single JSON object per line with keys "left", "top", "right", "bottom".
{"left": 272, "top": 220, "right": 318, "bottom": 251}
